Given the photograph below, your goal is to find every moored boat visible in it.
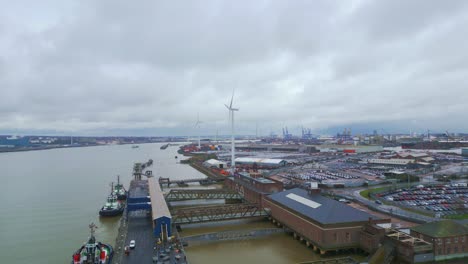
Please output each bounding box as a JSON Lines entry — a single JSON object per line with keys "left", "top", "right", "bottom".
{"left": 72, "top": 223, "right": 113, "bottom": 264}
{"left": 99, "top": 183, "right": 124, "bottom": 217}
{"left": 112, "top": 175, "right": 127, "bottom": 201}
{"left": 160, "top": 143, "right": 169, "bottom": 150}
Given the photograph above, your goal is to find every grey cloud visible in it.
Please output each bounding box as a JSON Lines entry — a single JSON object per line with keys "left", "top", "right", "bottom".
{"left": 350, "top": 0, "right": 468, "bottom": 41}
{"left": 0, "top": 0, "right": 468, "bottom": 135}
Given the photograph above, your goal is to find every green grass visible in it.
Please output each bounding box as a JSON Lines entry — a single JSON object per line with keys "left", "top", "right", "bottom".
{"left": 360, "top": 186, "right": 390, "bottom": 199}
{"left": 444, "top": 213, "right": 468, "bottom": 220}
{"left": 359, "top": 189, "right": 370, "bottom": 199}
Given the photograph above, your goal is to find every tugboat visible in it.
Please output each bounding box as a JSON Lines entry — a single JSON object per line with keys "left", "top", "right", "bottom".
{"left": 72, "top": 223, "right": 113, "bottom": 264}
{"left": 112, "top": 175, "right": 127, "bottom": 201}
{"left": 99, "top": 183, "right": 124, "bottom": 217}
{"left": 160, "top": 143, "right": 169, "bottom": 150}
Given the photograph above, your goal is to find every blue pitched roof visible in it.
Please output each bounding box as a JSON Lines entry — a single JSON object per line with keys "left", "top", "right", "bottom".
{"left": 267, "top": 188, "right": 381, "bottom": 225}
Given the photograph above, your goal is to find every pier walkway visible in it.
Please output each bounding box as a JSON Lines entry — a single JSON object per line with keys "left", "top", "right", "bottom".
{"left": 165, "top": 188, "right": 242, "bottom": 201}
{"left": 172, "top": 203, "right": 267, "bottom": 224}
{"left": 158, "top": 177, "right": 224, "bottom": 187}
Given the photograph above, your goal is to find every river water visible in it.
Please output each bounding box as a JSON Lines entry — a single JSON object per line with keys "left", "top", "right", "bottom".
{"left": 0, "top": 143, "right": 365, "bottom": 263}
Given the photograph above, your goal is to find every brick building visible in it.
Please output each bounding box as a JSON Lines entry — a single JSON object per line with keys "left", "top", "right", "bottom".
{"left": 263, "top": 188, "right": 391, "bottom": 253}
{"left": 410, "top": 220, "right": 468, "bottom": 262}
{"left": 225, "top": 172, "right": 283, "bottom": 207}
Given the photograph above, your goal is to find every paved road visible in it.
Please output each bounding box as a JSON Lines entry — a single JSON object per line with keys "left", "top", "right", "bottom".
{"left": 121, "top": 212, "right": 156, "bottom": 264}
{"left": 121, "top": 211, "right": 188, "bottom": 264}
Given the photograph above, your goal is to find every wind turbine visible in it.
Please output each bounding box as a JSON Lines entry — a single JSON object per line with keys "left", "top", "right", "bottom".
{"left": 225, "top": 90, "right": 239, "bottom": 174}
{"left": 194, "top": 112, "right": 202, "bottom": 149}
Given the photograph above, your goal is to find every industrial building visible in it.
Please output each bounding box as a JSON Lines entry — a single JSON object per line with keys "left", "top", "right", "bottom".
{"left": 148, "top": 177, "right": 172, "bottom": 241}
{"left": 234, "top": 157, "right": 287, "bottom": 168}
{"left": 0, "top": 136, "right": 30, "bottom": 148}
{"left": 126, "top": 178, "right": 172, "bottom": 242}
{"left": 202, "top": 159, "right": 227, "bottom": 169}
{"left": 317, "top": 145, "right": 383, "bottom": 154}
{"left": 366, "top": 158, "right": 415, "bottom": 166}
{"left": 462, "top": 148, "right": 468, "bottom": 157}
{"left": 225, "top": 172, "right": 283, "bottom": 207}
{"left": 410, "top": 220, "right": 468, "bottom": 262}
{"left": 263, "top": 188, "right": 390, "bottom": 253}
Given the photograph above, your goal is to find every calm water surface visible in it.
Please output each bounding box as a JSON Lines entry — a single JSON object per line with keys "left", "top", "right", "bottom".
{"left": 182, "top": 219, "right": 366, "bottom": 264}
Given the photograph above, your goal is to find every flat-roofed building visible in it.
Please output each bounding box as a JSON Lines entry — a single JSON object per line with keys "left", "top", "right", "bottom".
{"left": 202, "top": 159, "right": 227, "bottom": 169}
{"left": 263, "top": 188, "right": 390, "bottom": 253}
{"left": 462, "top": 148, "right": 468, "bottom": 157}
{"left": 225, "top": 172, "right": 283, "bottom": 206}
{"left": 234, "top": 157, "right": 287, "bottom": 168}
{"left": 367, "top": 158, "right": 415, "bottom": 166}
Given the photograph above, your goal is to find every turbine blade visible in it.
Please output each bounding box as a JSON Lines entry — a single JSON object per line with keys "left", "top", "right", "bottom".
{"left": 230, "top": 89, "right": 235, "bottom": 108}
{"left": 224, "top": 104, "right": 230, "bottom": 109}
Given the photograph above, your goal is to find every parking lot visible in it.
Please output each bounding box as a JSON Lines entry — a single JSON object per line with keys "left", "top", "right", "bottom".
{"left": 379, "top": 184, "right": 468, "bottom": 216}
{"left": 346, "top": 202, "right": 418, "bottom": 228}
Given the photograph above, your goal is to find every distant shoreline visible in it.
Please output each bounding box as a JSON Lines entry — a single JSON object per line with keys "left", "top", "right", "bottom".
{"left": 0, "top": 142, "right": 166, "bottom": 154}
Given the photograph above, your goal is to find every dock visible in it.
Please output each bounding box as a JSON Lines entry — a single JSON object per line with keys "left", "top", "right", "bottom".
{"left": 117, "top": 159, "right": 270, "bottom": 264}
{"left": 115, "top": 160, "right": 189, "bottom": 264}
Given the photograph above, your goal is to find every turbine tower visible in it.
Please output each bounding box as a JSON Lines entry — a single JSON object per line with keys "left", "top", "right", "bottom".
{"left": 194, "top": 112, "right": 202, "bottom": 149}
{"left": 225, "top": 90, "right": 239, "bottom": 174}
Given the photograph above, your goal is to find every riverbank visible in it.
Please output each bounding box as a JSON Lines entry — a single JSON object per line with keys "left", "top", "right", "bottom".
{"left": 0, "top": 142, "right": 159, "bottom": 154}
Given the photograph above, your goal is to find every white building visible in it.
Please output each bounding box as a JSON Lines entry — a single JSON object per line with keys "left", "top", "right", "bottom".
{"left": 202, "top": 159, "right": 227, "bottom": 169}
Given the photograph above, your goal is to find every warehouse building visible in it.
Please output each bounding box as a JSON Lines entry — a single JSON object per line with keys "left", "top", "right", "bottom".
{"left": 366, "top": 158, "right": 415, "bottom": 166}
{"left": 317, "top": 145, "right": 383, "bottom": 154}
{"left": 148, "top": 177, "right": 172, "bottom": 241}
{"left": 462, "top": 148, "right": 468, "bottom": 157}
{"left": 234, "top": 157, "right": 287, "bottom": 168}
{"left": 202, "top": 159, "right": 227, "bottom": 169}
{"left": 263, "top": 187, "right": 390, "bottom": 253}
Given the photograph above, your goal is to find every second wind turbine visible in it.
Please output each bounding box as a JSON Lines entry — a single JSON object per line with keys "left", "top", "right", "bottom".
{"left": 225, "top": 90, "right": 239, "bottom": 174}
{"left": 194, "top": 113, "right": 202, "bottom": 149}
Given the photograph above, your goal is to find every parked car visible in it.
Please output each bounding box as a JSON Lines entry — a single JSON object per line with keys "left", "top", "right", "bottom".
{"left": 129, "top": 240, "right": 136, "bottom": 249}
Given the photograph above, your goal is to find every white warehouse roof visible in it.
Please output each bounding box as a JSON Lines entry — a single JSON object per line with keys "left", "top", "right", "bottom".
{"left": 367, "top": 159, "right": 414, "bottom": 165}
{"left": 203, "top": 159, "right": 226, "bottom": 166}
{"left": 235, "top": 157, "right": 286, "bottom": 165}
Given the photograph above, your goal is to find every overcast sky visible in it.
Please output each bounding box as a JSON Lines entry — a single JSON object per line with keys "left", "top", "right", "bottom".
{"left": 1, "top": 0, "right": 468, "bottom": 136}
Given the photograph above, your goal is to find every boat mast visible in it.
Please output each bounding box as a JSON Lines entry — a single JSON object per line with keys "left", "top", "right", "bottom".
{"left": 89, "top": 223, "right": 97, "bottom": 237}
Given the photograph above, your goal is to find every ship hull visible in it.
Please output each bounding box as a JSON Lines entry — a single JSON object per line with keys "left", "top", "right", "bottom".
{"left": 99, "top": 207, "right": 124, "bottom": 217}
{"left": 72, "top": 243, "right": 113, "bottom": 264}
